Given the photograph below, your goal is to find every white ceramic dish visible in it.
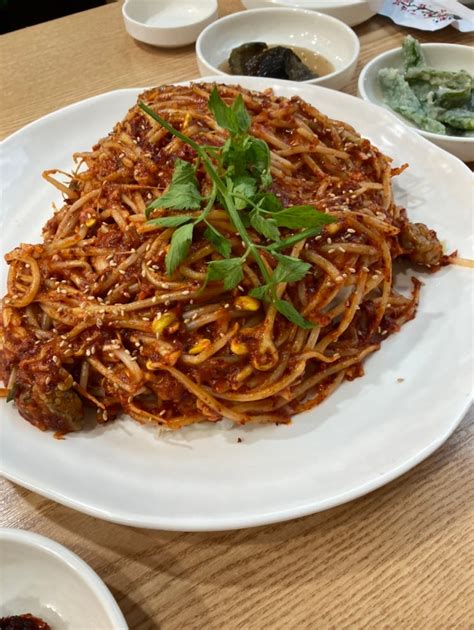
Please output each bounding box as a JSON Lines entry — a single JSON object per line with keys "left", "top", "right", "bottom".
{"left": 0, "top": 528, "right": 127, "bottom": 629}
{"left": 196, "top": 8, "right": 359, "bottom": 90}
{"left": 0, "top": 76, "right": 473, "bottom": 532}
{"left": 241, "top": 0, "right": 381, "bottom": 27}
{"left": 358, "top": 44, "right": 474, "bottom": 163}
{"left": 122, "top": 0, "right": 218, "bottom": 47}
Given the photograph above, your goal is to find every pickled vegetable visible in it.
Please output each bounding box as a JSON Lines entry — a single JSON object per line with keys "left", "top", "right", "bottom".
{"left": 227, "top": 42, "right": 317, "bottom": 81}
{"left": 378, "top": 36, "right": 474, "bottom": 138}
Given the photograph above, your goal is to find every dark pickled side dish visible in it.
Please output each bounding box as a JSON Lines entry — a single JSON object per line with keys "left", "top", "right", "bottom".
{"left": 227, "top": 42, "right": 332, "bottom": 81}
{"left": 0, "top": 615, "right": 51, "bottom": 630}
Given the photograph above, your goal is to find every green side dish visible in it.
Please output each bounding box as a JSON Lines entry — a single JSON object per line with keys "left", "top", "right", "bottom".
{"left": 378, "top": 36, "right": 474, "bottom": 137}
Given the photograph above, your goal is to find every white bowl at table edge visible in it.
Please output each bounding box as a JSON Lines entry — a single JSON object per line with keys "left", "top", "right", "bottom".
{"left": 196, "top": 7, "right": 360, "bottom": 91}
{"left": 0, "top": 528, "right": 128, "bottom": 629}
{"left": 358, "top": 44, "right": 474, "bottom": 163}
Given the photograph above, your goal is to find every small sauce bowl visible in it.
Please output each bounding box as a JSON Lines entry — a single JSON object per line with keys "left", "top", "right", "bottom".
{"left": 196, "top": 8, "right": 360, "bottom": 91}
{"left": 122, "top": 0, "right": 218, "bottom": 48}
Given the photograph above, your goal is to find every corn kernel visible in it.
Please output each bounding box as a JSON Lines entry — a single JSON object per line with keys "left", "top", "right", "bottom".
{"left": 326, "top": 222, "right": 341, "bottom": 235}
{"left": 146, "top": 359, "right": 157, "bottom": 371}
{"left": 85, "top": 217, "right": 96, "bottom": 228}
{"left": 234, "top": 296, "right": 260, "bottom": 311}
{"left": 188, "top": 338, "right": 211, "bottom": 355}
{"left": 230, "top": 339, "right": 249, "bottom": 356}
{"left": 152, "top": 312, "right": 176, "bottom": 335}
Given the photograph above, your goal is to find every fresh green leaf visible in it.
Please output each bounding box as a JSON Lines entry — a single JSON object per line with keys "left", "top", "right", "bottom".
{"left": 204, "top": 224, "right": 232, "bottom": 258}
{"left": 249, "top": 208, "right": 280, "bottom": 242}
{"left": 205, "top": 257, "right": 244, "bottom": 290}
{"left": 272, "top": 253, "right": 311, "bottom": 284}
{"left": 231, "top": 175, "right": 258, "bottom": 210}
{"left": 256, "top": 192, "right": 283, "bottom": 214}
{"left": 146, "top": 159, "right": 202, "bottom": 216}
{"left": 147, "top": 215, "right": 193, "bottom": 228}
{"left": 248, "top": 285, "right": 270, "bottom": 301}
{"left": 274, "top": 299, "right": 314, "bottom": 329}
{"left": 165, "top": 222, "right": 194, "bottom": 276}
{"left": 274, "top": 206, "right": 337, "bottom": 229}
{"left": 209, "top": 87, "right": 243, "bottom": 136}
{"left": 231, "top": 94, "right": 251, "bottom": 134}
{"left": 242, "top": 136, "right": 271, "bottom": 185}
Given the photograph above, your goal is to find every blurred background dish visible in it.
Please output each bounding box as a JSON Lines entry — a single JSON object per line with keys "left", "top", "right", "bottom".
{"left": 0, "top": 528, "right": 128, "bottom": 630}
{"left": 241, "top": 0, "right": 381, "bottom": 27}
{"left": 196, "top": 8, "right": 360, "bottom": 90}
{"left": 358, "top": 43, "right": 474, "bottom": 162}
{"left": 122, "top": 0, "right": 218, "bottom": 47}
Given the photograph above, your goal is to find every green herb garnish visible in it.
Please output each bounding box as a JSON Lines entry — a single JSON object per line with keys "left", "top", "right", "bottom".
{"left": 139, "top": 88, "right": 336, "bottom": 328}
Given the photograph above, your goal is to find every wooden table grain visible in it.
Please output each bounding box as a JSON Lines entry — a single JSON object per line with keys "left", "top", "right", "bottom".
{"left": 0, "top": 2, "right": 473, "bottom": 629}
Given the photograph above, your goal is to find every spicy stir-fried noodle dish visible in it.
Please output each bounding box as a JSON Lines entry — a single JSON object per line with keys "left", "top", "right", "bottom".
{"left": 0, "top": 83, "right": 459, "bottom": 434}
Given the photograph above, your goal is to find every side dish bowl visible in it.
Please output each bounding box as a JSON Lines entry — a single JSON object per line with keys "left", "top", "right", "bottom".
{"left": 196, "top": 7, "right": 360, "bottom": 90}
{"left": 358, "top": 44, "right": 474, "bottom": 163}
{"left": 0, "top": 528, "right": 127, "bottom": 629}
{"left": 122, "top": 0, "right": 218, "bottom": 47}
{"left": 241, "top": 0, "right": 381, "bottom": 27}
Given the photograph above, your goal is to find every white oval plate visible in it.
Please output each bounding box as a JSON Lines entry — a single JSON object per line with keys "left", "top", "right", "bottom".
{"left": 0, "top": 528, "right": 128, "bottom": 629}
{"left": 1, "top": 76, "right": 473, "bottom": 531}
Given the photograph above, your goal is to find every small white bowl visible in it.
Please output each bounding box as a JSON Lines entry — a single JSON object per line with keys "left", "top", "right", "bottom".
{"left": 196, "top": 8, "right": 360, "bottom": 91}
{"left": 122, "top": 0, "right": 218, "bottom": 48}
{"left": 358, "top": 44, "right": 474, "bottom": 163}
{"left": 0, "top": 528, "right": 128, "bottom": 629}
{"left": 241, "top": 0, "right": 381, "bottom": 28}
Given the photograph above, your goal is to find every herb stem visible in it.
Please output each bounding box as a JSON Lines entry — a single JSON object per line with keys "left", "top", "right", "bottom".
{"left": 267, "top": 227, "right": 323, "bottom": 252}
{"left": 196, "top": 183, "right": 217, "bottom": 224}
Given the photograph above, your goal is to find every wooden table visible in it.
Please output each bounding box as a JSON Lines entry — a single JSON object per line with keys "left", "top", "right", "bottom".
{"left": 1, "top": 2, "right": 473, "bottom": 628}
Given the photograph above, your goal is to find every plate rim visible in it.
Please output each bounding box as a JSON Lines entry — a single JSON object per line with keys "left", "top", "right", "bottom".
{"left": 1, "top": 78, "right": 473, "bottom": 531}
